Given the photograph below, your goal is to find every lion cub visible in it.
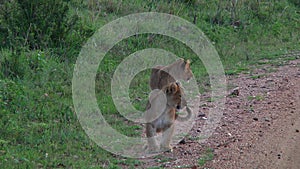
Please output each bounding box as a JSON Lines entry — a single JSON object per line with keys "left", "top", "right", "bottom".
{"left": 149, "top": 58, "right": 193, "bottom": 90}
{"left": 145, "top": 82, "right": 192, "bottom": 153}
{"left": 148, "top": 58, "right": 193, "bottom": 122}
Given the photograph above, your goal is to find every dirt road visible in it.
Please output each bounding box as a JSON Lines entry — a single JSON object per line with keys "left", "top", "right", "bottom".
{"left": 142, "top": 58, "right": 300, "bottom": 169}
{"left": 239, "top": 59, "right": 300, "bottom": 169}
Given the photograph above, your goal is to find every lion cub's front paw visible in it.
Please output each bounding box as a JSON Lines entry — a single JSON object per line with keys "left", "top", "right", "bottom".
{"left": 146, "top": 145, "right": 160, "bottom": 154}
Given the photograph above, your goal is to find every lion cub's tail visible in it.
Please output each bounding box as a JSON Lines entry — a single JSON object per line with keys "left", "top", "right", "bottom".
{"left": 175, "top": 106, "right": 193, "bottom": 122}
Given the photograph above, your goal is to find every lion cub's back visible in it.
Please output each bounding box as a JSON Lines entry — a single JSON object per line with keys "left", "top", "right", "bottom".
{"left": 150, "top": 66, "right": 175, "bottom": 90}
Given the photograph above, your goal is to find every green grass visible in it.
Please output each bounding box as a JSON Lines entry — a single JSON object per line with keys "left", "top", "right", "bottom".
{"left": 198, "top": 148, "right": 214, "bottom": 166}
{"left": 247, "top": 95, "right": 265, "bottom": 101}
{"left": 250, "top": 74, "right": 266, "bottom": 79}
{"left": 153, "top": 155, "right": 173, "bottom": 163}
{"left": 1, "top": 0, "right": 300, "bottom": 168}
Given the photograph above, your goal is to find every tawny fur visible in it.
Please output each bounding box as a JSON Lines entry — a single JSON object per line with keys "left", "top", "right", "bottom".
{"left": 149, "top": 58, "right": 193, "bottom": 90}
{"left": 145, "top": 82, "right": 192, "bottom": 153}
{"left": 148, "top": 58, "right": 193, "bottom": 122}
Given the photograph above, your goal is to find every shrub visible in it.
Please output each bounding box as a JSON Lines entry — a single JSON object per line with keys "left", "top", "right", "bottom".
{"left": 0, "top": 0, "right": 95, "bottom": 62}
{"left": 289, "top": 0, "right": 300, "bottom": 7}
{"left": 0, "top": 0, "right": 77, "bottom": 50}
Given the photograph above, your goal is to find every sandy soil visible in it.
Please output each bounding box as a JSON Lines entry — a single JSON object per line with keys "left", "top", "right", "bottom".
{"left": 141, "top": 57, "right": 300, "bottom": 169}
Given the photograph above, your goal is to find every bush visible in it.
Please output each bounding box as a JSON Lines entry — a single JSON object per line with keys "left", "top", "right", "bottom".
{"left": 289, "top": 0, "right": 300, "bottom": 7}
{"left": 0, "top": 49, "right": 46, "bottom": 79}
{"left": 0, "top": 79, "right": 26, "bottom": 114}
{"left": 0, "top": 0, "right": 95, "bottom": 62}
{"left": 0, "top": 0, "right": 76, "bottom": 49}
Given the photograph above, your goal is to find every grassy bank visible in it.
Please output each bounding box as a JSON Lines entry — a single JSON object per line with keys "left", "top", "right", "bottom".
{"left": 0, "top": 0, "right": 299, "bottom": 168}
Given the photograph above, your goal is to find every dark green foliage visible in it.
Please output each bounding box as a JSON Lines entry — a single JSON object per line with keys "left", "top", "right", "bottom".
{"left": 0, "top": 0, "right": 93, "bottom": 60}
{"left": 0, "top": 79, "right": 25, "bottom": 114}
{"left": 0, "top": 51, "right": 24, "bottom": 79}
{"left": 2, "top": 0, "right": 67, "bottom": 49}
{"left": 289, "top": 0, "right": 300, "bottom": 7}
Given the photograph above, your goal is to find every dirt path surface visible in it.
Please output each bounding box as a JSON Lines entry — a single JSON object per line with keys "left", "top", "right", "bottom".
{"left": 141, "top": 58, "right": 300, "bottom": 169}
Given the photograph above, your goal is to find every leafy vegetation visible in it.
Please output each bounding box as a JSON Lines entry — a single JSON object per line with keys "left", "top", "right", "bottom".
{"left": 0, "top": 0, "right": 299, "bottom": 168}
{"left": 198, "top": 148, "right": 214, "bottom": 166}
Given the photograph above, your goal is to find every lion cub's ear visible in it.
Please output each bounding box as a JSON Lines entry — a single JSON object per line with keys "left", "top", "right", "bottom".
{"left": 184, "top": 59, "right": 191, "bottom": 69}
{"left": 165, "top": 82, "right": 178, "bottom": 95}
{"left": 181, "top": 59, "right": 191, "bottom": 68}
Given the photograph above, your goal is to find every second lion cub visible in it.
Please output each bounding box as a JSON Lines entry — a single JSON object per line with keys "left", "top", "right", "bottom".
{"left": 149, "top": 58, "right": 193, "bottom": 90}
{"left": 146, "top": 82, "right": 192, "bottom": 153}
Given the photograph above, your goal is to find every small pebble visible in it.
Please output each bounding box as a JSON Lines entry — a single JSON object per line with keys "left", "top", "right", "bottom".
{"left": 277, "top": 154, "right": 281, "bottom": 159}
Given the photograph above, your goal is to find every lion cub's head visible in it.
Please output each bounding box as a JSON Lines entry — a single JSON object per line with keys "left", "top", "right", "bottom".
{"left": 177, "top": 59, "right": 193, "bottom": 82}
{"left": 164, "top": 82, "right": 187, "bottom": 110}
